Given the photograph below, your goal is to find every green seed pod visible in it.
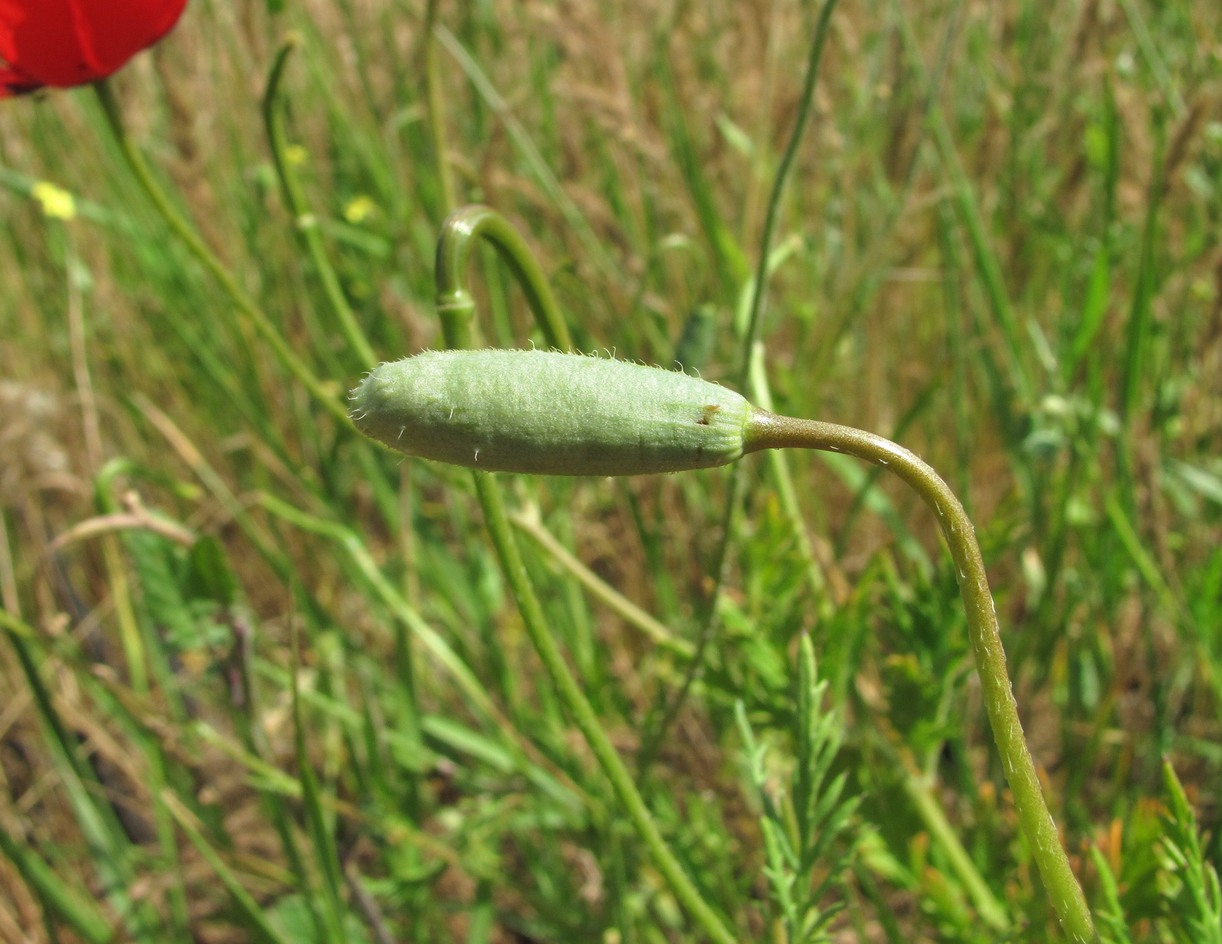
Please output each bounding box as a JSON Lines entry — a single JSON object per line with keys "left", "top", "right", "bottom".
{"left": 351, "top": 349, "right": 753, "bottom": 476}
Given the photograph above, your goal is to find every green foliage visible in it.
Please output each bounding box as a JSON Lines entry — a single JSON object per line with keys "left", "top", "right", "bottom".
{"left": 1157, "top": 760, "right": 1222, "bottom": 944}
{"left": 735, "top": 637, "right": 857, "bottom": 942}
{"left": 1090, "top": 761, "right": 1222, "bottom": 944}
{"left": 1, "top": 0, "right": 1219, "bottom": 942}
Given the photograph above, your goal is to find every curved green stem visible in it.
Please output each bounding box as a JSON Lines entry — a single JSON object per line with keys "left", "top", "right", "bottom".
{"left": 262, "top": 38, "right": 377, "bottom": 368}
{"left": 91, "top": 79, "right": 349, "bottom": 426}
{"left": 434, "top": 204, "right": 572, "bottom": 351}
{"left": 746, "top": 412, "right": 1099, "bottom": 944}
{"left": 433, "top": 211, "right": 732, "bottom": 941}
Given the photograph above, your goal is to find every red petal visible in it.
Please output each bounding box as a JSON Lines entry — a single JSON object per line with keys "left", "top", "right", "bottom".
{"left": 0, "top": 0, "right": 187, "bottom": 91}
{"left": 0, "top": 61, "right": 44, "bottom": 97}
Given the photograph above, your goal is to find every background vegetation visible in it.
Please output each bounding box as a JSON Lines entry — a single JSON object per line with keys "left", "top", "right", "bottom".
{"left": 1, "top": 0, "right": 1220, "bottom": 941}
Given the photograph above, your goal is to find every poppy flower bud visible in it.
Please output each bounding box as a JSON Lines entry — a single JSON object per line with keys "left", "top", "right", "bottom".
{"left": 351, "top": 349, "right": 754, "bottom": 476}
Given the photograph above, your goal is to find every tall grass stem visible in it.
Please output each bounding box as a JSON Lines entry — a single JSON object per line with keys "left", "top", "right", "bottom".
{"left": 91, "top": 78, "right": 349, "bottom": 426}
{"left": 263, "top": 39, "right": 377, "bottom": 368}
{"left": 736, "top": 0, "right": 840, "bottom": 379}
{"left": 651, "top": 0, "right": 842, "bottom": 768}
{"left": 423, "top": 0, "right": 457, "bottom": 212}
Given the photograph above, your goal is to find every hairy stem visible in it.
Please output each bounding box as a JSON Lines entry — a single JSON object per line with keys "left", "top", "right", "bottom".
{"left": 746, "top": 411, "right": 1098, "bottom": 943}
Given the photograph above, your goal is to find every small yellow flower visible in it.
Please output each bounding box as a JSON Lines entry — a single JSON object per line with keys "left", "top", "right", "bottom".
{"left": 32, "top": 181, "right": 76, "bottom": 220}
{"left": 343, "top": 195, "right": 377, "bottom": 224}
{"left": 285, "top": 144, "right": 308, "bottom": 167}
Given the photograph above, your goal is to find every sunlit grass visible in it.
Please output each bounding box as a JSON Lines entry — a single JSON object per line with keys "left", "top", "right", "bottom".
{"left": 1, "top": 1, "right": 1220, "bottom": 942}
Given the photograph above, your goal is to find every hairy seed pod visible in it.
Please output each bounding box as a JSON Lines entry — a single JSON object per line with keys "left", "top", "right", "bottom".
{"left": 351, "top": 349, "right": 754, "bottom": 475}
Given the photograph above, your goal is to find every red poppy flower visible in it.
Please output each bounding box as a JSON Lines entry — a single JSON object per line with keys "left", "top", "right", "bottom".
{"left": 0, "top": 0, "right": 188, "bottom": 97}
